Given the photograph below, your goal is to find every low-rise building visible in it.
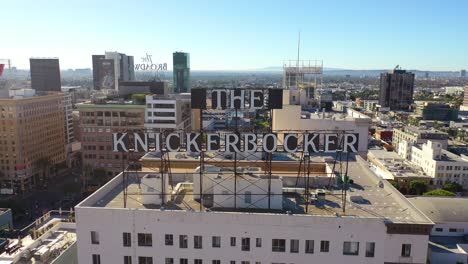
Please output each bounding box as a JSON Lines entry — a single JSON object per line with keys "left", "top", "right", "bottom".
{"left": 410, "top": 140, "right": 468, "bottom": 188}
{"left": 76, "top": 156, "right": 433, "bottom": 264}
{"left": 393, "top": 126, "right": 448, "bottom": 159}
{"left": 414, "top": 102, "right": 459, "bottom": 121}
{"left": 409, "top": 197, "right": 468, "bottom": 264}
{"left": 0, "top": 210, "right": 76, "bottom": 264}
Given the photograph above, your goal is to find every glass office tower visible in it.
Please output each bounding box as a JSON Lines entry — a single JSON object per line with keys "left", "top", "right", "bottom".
{"left": 173, "top": 52, "right": 190, "bottom": 93}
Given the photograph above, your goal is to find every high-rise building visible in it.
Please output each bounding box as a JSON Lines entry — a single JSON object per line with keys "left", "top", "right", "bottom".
{"left": 378, "top": 68, "right": 415, "bottom": 111}
{"left": 461, "top": 69, "right": 467, "bottom": 78}
{"left": 77, "top": 101, "right": 145, "bottom": 179}
{"left": 0, "top": 90, "right": 66, "bottom": 192}
{"left": 92, "top": 52, "right": 135, "bottom": 91}
{"left": 29, "top": 58, "right": 61, "bottom": 91}
{"left": 173, "top": 52, "right": 190, "bottom": 93}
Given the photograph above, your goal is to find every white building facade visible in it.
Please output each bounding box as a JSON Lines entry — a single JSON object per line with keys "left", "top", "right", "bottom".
{"left": 145, "top": 94, "right": 191, "bottom": 131}
{"left": 410, "top": 140, "right": 468, "bottom": 188}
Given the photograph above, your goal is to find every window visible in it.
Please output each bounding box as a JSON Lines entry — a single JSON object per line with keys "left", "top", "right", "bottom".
{"left": 91, "top": 231, "right": 99, "bottom": 245}
{"left": 165, "top": 234, "right": 174, "bottom": 245}
{"left": 272, "top": 239, "right": 286, "bottom": 252}
{"left": 343, "top": 241, "right": 359, "bottom": 255}
{"left": 242, "top": 237, "right": 250, "bottom": 251}
{"left": 138, "top": 256, "right": 153, "bottom": 264}
{"left": 365, "top": 242, "right": 375, "bottom": 257}
{"left": 319, "top": 240, "right": 328, "bottom": 252}
{"left": 212, "top": 261, "right": 221, "bottom": 264}
{"left": 244, "top": 191, "right": 252, "bottom": 204}
{"left": 230, "top": 262, "right": 235, "bottom": 264}
{"left": 180, "top": 235, "right": 188, "bottom": 248}
{"left": 449, "top": 228, "right": 457, "bottom": 232}
{"left": 194, "top": 260, "right": 202, "bottom": 264}
{"left": 165, "top": 258, "right": 174, "bottom": 264}
{"left": 240, "top": 262, "right": 250, "bottom": 264}
{"left": 180, "top": 259, "right": 188, "bottom": 264}
{"left": 435, "top": 228, "right": 443, "bottom": 232}
{"left": 138, "top": 233, "right": 152, "bottom": 247}
{"left": 124, "top": 256, "right": 132, "bottom": 264}
{"left": 290, "top": 239, "right": 299, "bottom": 253}
{"left": 401, "top": 244, "right": 411, "bottom": 257}
{"left": 256, "top": 238, "right": 262, "bottom": 247}
{"left": 212, "top": 236, "right": 221, "bottom": 248}
{"left": 92, "top": 254, "right": 101, "bottom": 264}
{"left": 194, "top": 235, "right": 203, "bottom": 249}
{"left": 230, "top": 237, "right": 236, "bottom": 246}
{"left": 306, "top": 240, "right": 315, "bottom": 253}
{"left": 123, "top": 232, "right": 131, "bottom": 247}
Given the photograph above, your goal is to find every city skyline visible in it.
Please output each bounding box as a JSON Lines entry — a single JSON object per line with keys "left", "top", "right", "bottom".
{"left": 2, "top": 0, "right": 468, "bottom": 71}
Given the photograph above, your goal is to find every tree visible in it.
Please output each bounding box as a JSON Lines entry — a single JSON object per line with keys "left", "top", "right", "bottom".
{"left": 423, "top": 189, "right": 456, "bottom": 197}
{"left": 443, "top": 182, "right": 463, "bottom": 193}
{"left": 409, "top": 180, "right": 428, "bottom": 195}
{"left": 390, "top": 180, "right": 400, "bottom": 190}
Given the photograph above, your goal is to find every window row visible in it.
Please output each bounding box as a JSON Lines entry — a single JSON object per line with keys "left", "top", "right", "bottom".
{"left": 89, "top": 231, "right": 413, "bottom": 257}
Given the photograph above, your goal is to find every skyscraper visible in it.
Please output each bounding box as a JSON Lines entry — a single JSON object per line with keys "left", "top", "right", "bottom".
{"left": 29, "top": 58, "right": 61, "bottom": 91}
{"left": 378, "top": 68, "right": 415, "bottom": 111}
{"left": 461, "top": 69, "right": 466, "bottom": 78}
{"left": 173, "top": 52, "right": 190, "bottom": 93}
{"left": 92, "top": 52, "right": 135, "bottom": 90}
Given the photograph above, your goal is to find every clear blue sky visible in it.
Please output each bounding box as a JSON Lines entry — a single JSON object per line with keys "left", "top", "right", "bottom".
{"left": 2, "top": 0, "right": 467, "bottom": 71}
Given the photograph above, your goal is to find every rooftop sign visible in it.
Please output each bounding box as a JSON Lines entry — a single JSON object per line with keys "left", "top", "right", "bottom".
{"left": 112, "top": 88, "right": 359, "bottom": 153}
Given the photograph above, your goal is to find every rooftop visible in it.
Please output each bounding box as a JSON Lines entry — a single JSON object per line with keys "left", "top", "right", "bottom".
{"left": 0, "top": 211, "right": 76, "bottom": 264}
{"left": 408, "top": 196, "right": 468, "bottom": 223}
{"left": 401, "top": 126, "right": 448, "bottom": 137}
{"left": 78, "top": 155, "right": 432, "bottom": 224}
{"left": 367, "top": 149, "right": 428, "bottom": 180}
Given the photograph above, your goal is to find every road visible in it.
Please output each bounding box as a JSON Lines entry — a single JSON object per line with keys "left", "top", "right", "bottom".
{"left": 9, "top": 167, "right": 84, "bottom": 229}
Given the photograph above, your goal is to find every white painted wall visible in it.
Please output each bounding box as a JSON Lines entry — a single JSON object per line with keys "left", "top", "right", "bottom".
{"left": 76, "top": 207, "right": 429, "bottom": 264}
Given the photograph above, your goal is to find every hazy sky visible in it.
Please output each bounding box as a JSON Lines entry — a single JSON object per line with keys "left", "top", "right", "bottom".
{"left": 2, "top": 0, "right": 467, "bottom": 71}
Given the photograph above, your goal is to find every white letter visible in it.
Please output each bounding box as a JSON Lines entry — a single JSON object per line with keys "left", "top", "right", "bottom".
{"left": 343, "top": 134, "right": 358, "bottom": 153}
{"left": 303, "top": 133, "right": 319, "bottom": 153}
{"left": 165, "top": 133, "right": 180, "bottom": 152}
{"left": 134, "top": 133, "right": 148, "bottom": 152}
{"left": 324, "top": 134, "right": 338, "bottom": 152}
{"left": 283, "top": 134, "right": 298, "bottom": 153}
{"left": 263, "top": 133, "right": 277, "bottom": 153}
{"left": 113, "top": 133, "right": 128, "bottom": 152}
{"left": 212, "top": 89, "right": 225, "bottom": 110}
{"left": 230, "top": 89, "right": 245, "bottom": 109}
{"left": 244, "top": 133, "right": 257, "bottom": 152}
{"left": 186, "top": 133, "right": 201, "bottom": 152}
{"left": 225, "top": 133, "right": 240, "bottom": 152}
{"left": 207, "top": 133, "right": 220, "bottom": 151}
{"left": 250, "top": 90, "right": 263, "bottom": 110}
